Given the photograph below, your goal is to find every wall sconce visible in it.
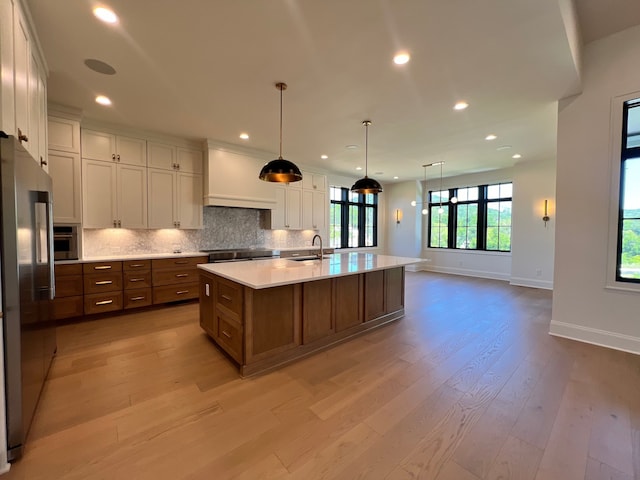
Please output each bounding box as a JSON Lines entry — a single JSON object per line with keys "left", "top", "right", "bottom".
{"left": 395, "top": 208, "right": 403, "bottom": 224}
{"left": 542, "top": 199, "right": 550, "bottom": 227}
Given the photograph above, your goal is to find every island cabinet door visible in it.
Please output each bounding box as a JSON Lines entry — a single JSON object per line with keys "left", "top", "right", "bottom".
{"left": 244, "top": 284, "right": 301, "bottom": 364}
{"left": 384, "top": 267, "right": 405, "bottom": 314}
{"left": 334, "top": 274, "right": 363, "bottom": 332}
{"left": 302, "top": 279, "right": 334, "bottom": 344}
{"left": 364, "top": 270, "right": 386, "bottom": 321}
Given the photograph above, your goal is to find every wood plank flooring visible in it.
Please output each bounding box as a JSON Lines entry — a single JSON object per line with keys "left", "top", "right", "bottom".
{"left": 5, "top": 272, "right": 640, "bottom": 479}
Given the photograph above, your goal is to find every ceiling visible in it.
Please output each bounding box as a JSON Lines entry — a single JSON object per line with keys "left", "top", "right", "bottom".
{"left": 25, "top": 0, "right": 640, "bottom": 183}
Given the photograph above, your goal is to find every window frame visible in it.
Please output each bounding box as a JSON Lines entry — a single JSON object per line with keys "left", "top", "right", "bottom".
{"left": 427, "top": 182, "right": 512, "bottom": 252}
{"left": 329, "top": 186, "right": 378, "bottom": 249}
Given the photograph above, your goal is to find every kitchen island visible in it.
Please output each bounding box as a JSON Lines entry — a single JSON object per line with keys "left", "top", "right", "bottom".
{"left": 198, "top": 252, "right": 422, "bottom": 376}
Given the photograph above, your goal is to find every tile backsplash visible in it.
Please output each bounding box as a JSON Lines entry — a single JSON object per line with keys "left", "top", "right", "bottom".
{"left": 82, "top": 207, "right": 321, "bottom": 257}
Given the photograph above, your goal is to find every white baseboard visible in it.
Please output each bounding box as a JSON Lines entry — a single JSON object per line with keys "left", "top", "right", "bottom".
{"left": 418, "top": 265, "right": 510, "bottom": 282}
{"left": 0, "top": 463, "right": 10, "bottom": 475}
{"left": 549, "top": 320, "right": 640, "bottom": 355}
{"left": 510, "top": 276, "right": 553, "bottom": 290}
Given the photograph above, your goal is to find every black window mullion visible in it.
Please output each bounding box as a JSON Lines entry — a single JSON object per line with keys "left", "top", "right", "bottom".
{"left": 477, "top": 185, "right": 487, "bottom": 250}
{"left": 448, "top": 188, "right": 456, "bottom": 248}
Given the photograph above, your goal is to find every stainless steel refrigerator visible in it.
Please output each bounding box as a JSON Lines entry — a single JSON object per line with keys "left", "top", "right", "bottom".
{"left": 0, "top": 133, "right": 56, "bottom": 461}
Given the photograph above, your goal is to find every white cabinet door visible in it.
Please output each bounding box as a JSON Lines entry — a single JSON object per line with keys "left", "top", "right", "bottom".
{"left": 176, "top": 172, "right": 203, "bottom": 229}
{"left": 147, "top": 168, "right": 175, "bottom": 228}
{"left": 82, "top": 130, "right": 115, "bottom": 162}
{"left": 302, "top": 172, "right": 326, "bottom": 192}
{"left": 286, "top": 187, "right": 302, "bottom": 229}
{"left": 176, "top": 148, "right": 203, "bottom": 174}
{"left": 117, "top": 164, "right": 147, "bottom": 228}
{"left": 49, "top": 151, "right": 81, "bottom": 223}
{"left": 116, "top": 135, "right": 146, "bottom": 166}
{"left": 302, "top": 190, "right": 313, "bottom": 229}
{"left": 37, "top": 71, "right": 47, "bottom": 169}
{"left": 312, "top": 191, "right": 326, "bottom": 231}
{"left": 13, "top": 7, "right": 29, "bottom": 145}
{"left": 27, "top": 48, "right": 39, "bottom": 160}
{"left": 147, "top": 142, "right": 176, "bottom": 171}
{"left": 271, "top": 186, "right": 287, "bottom": 229}
{"left": 0, "top": 0, "right": 16, "bottom": 135}
{"left": 82, "top": 159, "right": 117, "bottom": 228}
{"left": 48, "top": 116, "right": 80, "bottom": 153}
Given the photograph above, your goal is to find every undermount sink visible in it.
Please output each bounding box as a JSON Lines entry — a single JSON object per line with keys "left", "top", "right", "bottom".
{"left": 287, "top": 256, "right": 322, "bottom": 262}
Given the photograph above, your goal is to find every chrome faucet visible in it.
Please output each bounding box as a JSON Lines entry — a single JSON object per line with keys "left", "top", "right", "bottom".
{"left": 312, "top": 234, "right": 323, "bottom": 260}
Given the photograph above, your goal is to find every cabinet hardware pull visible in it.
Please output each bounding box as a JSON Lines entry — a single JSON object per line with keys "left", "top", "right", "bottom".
{"left": 129, "top": 264, "right": 145, "bottom": 268}
{"left": 130, "top": 296, "right": 145, "bottom": 301}
{"left": 129, "top": 278, "right": 144, "bottom": 282}
{"left": 174, "top": 260, "right": 188, "bottom": 265}
{"left": 95, "top": 280, "right": 113, "bottom": 285}
{"left": 221, "top": 330, "right": 232, "bottom": 339}
{"left": 221, "top": 294, "right": 232, "bottom": 301}
{"left": 17, "top": 128, "right": 28, "bottom": 143}
{"left": 112, "top": 154, "right": 116, "bottom": 160}
{"left": 175, "top": 273, "right": 188, "bottom": 278}
{"left": 176, "top": 290, "right": 189, "bottom": 295}
{"left": 117, "top": 220, "right": 121, "bottom": 228}
{"left": 117, "top": 154, "right": 120, "bottom": 161}
{"left": 95, "top": 300, "right": 113, "bottom": 306}
{"left": 94, "top": 265, "right": 112, "bottom": 270}
{"left": 40, "top": 157, "right": 47, "bottom": 167}
{"left": 113, "top": 220, "right": 117, "bottom": 228}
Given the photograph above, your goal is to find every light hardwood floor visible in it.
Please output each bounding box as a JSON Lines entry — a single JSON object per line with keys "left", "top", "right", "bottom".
{"left": 4, "top": 272, "right": 640, "bottom": 480}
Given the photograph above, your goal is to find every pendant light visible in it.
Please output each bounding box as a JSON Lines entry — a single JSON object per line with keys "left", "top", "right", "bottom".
{"left": 259, "top": 82, "right": 303, "bottom": 183}
{"left": 351, "top": 120, "right": 383, "bottom": 194}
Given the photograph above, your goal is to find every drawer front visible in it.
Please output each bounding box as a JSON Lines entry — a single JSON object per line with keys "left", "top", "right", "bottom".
{"left": 83, "top": 261, "right": 123, "bottom": 274}
{"left": 84, "top": 272, "right": 123, "bottom": 294}
{"left": 216, "top": 311, "right": 243, "bottom": 363}
{"left": 55, "top": 263, "right": 83, "bottom": 276}
{"left": 216, "top": 277, "right": 243, "bottom": 319}
{"left": 152, "top": 282, "right": 199, "bottom": 304}
{"left": 52, "top": 295, "right": 84, "bottom": 320}
{"left": 152, "top": 268, "right": 198, "bottom": 286}
{"left": 123, "top": 259, "right": 151, "bottom": 271}
{"left": 55, "top": 274, "right": 83, "bottom": 297}
{"left": 124, "top": 270, "right": 152, "bottom": 289}
{"left": 84, "top": 292, "right": 123, "bottom": 315}
{"left": 152, "top": 256, "right": 207, "bottom": 270}
{"left": 124, "top": 288, "right": 152, "bottom": 309}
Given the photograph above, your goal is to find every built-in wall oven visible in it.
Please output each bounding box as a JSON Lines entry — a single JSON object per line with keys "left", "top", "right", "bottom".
{"left": 53, "top": 225, "right": 79, "bottom": 260}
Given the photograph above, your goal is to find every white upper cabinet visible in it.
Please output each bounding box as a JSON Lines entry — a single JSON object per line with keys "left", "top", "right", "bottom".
{"left": 48, "top": 116, "right": 80, "bottom": 153}
{"left": 148, "top": 141, "right": 202, "bottom": 174}
{"left": 82, "top": 129, "right": 147, "bottom": 166}
{"left": 271, "top": 184, "right": 302, "bottom": 230}
{"left": 0, "top": 0, "right": 16, "bottom": 135}
{"left": 302, "top": 172, "right": 326, "bottom": 192}
{"left": 12, "top": 4, "right": 28, "bottom": 142}
{"left": 147, "top": 168, "right": 202, "bottom": 229}
{"left": 302, "top": 190, "right": 327, "bottom": 231}
{"left": 48, "top": 115, "right": 82, "bottom": 223}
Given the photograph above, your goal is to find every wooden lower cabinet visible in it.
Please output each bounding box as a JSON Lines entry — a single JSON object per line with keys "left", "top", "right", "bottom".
{"left": 151, "top": 256, "right": 207, "bottom": 304}
{"left": 152, "top": 283, "right": 199, "bottom": 303}
{"left": 199, "top": 267, "right": 405, "bottom": 376}
{"left": 84, "top": 291, "right": 123, "bottom": 315}
{"left": 123, "top": 288, "right": 152, "bottom": 309}
{"left": 52, "top": 263, "right": 84, "bottom": 320}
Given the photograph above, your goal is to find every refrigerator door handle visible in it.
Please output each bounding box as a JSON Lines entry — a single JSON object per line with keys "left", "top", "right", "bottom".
{"left": 47, "top": 197, "right": 55, "bottom": 300}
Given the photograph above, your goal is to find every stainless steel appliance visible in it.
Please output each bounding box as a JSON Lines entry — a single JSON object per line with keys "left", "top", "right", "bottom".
{"left": 201, "top": 248, "right": 280, "bottom": 263}
{"left": 0, "top": 134, "right": 57, "bottom": 461}
{"left": 53, "top": 225, "right": 79, "bottom": 260}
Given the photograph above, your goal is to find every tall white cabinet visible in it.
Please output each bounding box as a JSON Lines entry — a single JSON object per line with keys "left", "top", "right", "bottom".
{"left": 271, "top": 171, "right": 327, "bottom": 231}
{"left": 147, "top": 141, "right": 203, "bottom": 229}
{"left": 48, "top": 114, "right": 82, "bottom": 223}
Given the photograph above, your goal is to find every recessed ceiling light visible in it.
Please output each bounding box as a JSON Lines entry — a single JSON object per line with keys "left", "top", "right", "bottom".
{"left": 95, "top": 95, "right": 112, "bottom": 106}
{"left": 393, "top": 176, "right": 399, "bottom": 179}
{"left": 393, "top": 52, "right": 410, "bottom": 65}
{"left": 320, "top": 155, "right": 328, "bottom": 160}
{"left": 346, "top": 145, "right": 358, "bottom": 150}
{"left": 512, "top": 153, "right": 522, "bottom": 159}
{"left": 239, "top": 133, "right": 249, "bottom": 140}
{"left": 356, "top": 166, "right": 362, "bottom": 171}
{"left": 454, "top": 101, "right": 469, "bottom": 111}
{"left": 93, "top": 7, "right": 118, "bottom": 24}
{"left": 485, "top": 134, "right": 497, "bottom": 141}
{"left": 496, "top": 145, "right": 512, "bottom": 151}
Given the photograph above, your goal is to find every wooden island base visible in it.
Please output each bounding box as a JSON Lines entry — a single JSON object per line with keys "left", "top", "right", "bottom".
{"left": 199, "top": 266, "right": 405, "bottom": 376}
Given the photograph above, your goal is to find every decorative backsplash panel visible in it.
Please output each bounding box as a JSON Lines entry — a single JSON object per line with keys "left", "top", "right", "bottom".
{"left": 82, "top": 207, "right": 321, "bottom": 257}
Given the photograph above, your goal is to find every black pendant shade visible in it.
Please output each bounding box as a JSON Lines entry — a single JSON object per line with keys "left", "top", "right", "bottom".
{"left": 351, "top": 120, "right": 382, "bottom": 194}
{"left": 350, "top": 176, "right": 383, "bottom": 194}
{"left": 259, "top": 82, "right": 303, "bottom": 183}
{"left": 259, "top": 157, "right": 303, "bottom": 182}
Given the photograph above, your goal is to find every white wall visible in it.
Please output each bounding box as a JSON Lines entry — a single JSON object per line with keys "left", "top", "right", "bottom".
{"left": 510, "top": 157, "right": 556, "bottom": 289}
{"left": 552, "top": 24, "right": 640, "bottom": 354}
{"left": 384, "top": 180, "right": 423, "bottom": 259}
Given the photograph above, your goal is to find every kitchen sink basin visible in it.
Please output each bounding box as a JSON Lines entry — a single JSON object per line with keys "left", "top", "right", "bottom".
{"left": 288, "top": 256, "right": 322, "bottom": 262}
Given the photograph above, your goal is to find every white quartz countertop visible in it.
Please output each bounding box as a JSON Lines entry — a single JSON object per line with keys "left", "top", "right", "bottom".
{"left": 197, "top": 253, "right": 424, "bottom": 289}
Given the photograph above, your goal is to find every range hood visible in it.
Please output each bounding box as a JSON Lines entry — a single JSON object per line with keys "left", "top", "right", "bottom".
{"left": 203, "top": 140, "right": 278, "bottom": 210}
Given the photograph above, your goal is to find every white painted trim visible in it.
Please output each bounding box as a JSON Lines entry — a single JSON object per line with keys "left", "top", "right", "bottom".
{"left": 0, "top": 464, "right": 10, "bottom": 475}
{"left": 549, "top": 320, "right": 640, "bottom": 355}
{"left": 510, "top": 276, "right": 553, "bottom": 290}
{"left": 203, "top": 193, "right": 276, "bottom": 210}
{"left": 418, "top": 265, "right": 510, "bottom": 282}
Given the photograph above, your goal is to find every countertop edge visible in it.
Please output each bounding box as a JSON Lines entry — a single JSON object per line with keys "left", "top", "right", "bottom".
{"left": 55, "top": 252, "right": 208, "bottom": 264}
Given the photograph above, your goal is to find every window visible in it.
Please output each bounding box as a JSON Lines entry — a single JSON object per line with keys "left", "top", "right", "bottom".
{"left": 428, "top": 182, "right": 512, "bottom": 252}
{"left": 617, "top": 99, "right": 640, "bottom": 282}
{"left": 329, "top": 186, "right": 378, "bottom": 249}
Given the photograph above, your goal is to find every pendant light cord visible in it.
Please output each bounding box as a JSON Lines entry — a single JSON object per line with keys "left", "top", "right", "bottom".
{"left": 363, "top": 120, "right": 371, "bottom": 177}
{"left": 439, "top": 162, "right": 443, "bottom": 210}
{"left": 276, "top": 82, "right": 287, "bottom": 160}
